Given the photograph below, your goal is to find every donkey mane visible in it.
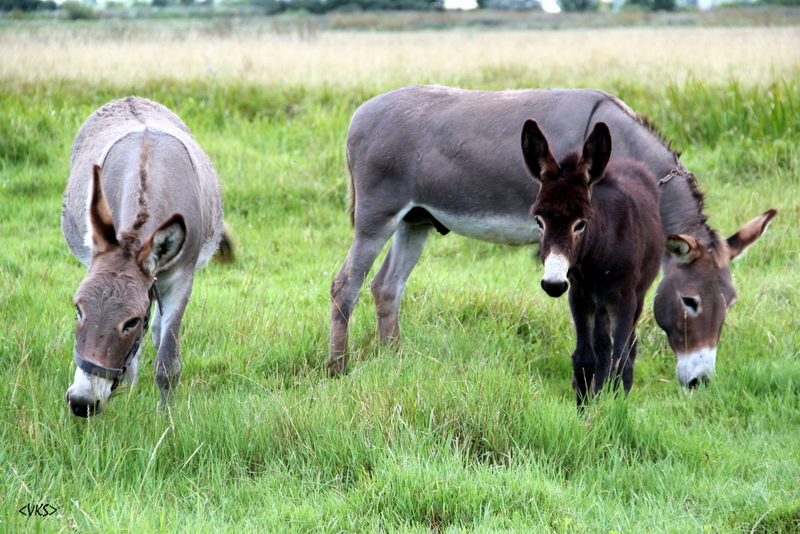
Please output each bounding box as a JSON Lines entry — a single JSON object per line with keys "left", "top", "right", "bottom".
{"left": 636, "top": 114, "right": 680, "bottom": 157}
{"left": 604, "top": 100, "right": 724, "bottom": 259}
{"left": 602, "top": 93, "right": 680, "bottom": 158}
{"left": 660, "top": 168, "right": 728, "bottom": 266}
{"left": 672, "top": 168, "right": 706, "bottom": 213}
{"left": 126, "top": 96, "right": 145, "bottom": 123}
{"left": 106, "top": 128, "right": 153, "bottom": 258}
{"left": 616, "top": 103, "right": 734, "bottom": 267}
{"left": 130, "top": 129, "right": 151, "bottom": 233}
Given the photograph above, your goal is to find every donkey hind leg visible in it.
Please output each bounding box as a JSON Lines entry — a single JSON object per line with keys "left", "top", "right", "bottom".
{"left": 591, "top": 306, "right": 613, "bottom": 395}
{"left": 370, "top": 221, "right": 435, "bottom": 345}
{"left": 153, "top": 270, "right": 194, "bottom": 407}
{"left": 609, "top": 292, "right": 639, "bottom": 394}
{"left": 568, "top": 285, "right": 597, "bottom": 409}
{"left": 329, "top": 227, "right": 398, "bottom": 377}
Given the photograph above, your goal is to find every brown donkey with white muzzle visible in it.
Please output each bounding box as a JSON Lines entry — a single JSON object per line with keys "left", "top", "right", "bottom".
{"left": 62, "top": 97, "right": 225, "bottom": 417}
{"left": 524, "top": 120, "right": 663, "bottom": 408}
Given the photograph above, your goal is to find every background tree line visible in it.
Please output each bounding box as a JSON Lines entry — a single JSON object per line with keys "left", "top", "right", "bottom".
{"left": 2, "top": 0, "right": 798, "bottom": 17}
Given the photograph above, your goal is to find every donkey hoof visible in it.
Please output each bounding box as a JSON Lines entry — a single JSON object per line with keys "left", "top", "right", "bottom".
{"left": 326, "top": 356, "right": 349, "bottom": 378}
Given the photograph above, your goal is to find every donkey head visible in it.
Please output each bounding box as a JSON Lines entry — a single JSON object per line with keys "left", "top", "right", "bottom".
{"left": 654, "top": 209, "right": 777, "bottom": 388}
{"left": 66, "top": 165, "right": 187, "bottom": 417}
{"left": 522, "top": 119, "right": 611, "bottom": 298}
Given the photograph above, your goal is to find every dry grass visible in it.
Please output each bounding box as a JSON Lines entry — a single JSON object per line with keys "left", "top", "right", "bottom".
{"left": 2, "top": 25, "right": 798, "bottom": 89}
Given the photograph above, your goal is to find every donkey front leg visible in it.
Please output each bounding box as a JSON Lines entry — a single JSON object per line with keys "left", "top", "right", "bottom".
{"left": 591, "top": 306, "right": 613, "bottom": 395}
{"left": 619, "top": 296, "right": 645, "bottom": 393}
{"left": 370, "top": 221, "right": 434, "bottom": 345}
{"left": 568, "top": 285, "right": 597, "bottom": 409}
{"left": 609, "top": 291, "right": 639, "bottom": 394}
{"left": 152, "top": 270, "right": 194, "bottom": 406}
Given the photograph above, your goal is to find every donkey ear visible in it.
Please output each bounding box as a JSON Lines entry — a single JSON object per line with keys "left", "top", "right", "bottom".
{"left": 665, "top": 234, "right": 701, "bottom": 265}
{"left": 727, "top": 209, "right": 777, "bottom": 261}
{"left": 521, "top": 119, "right": 559, "bottom": 181}
{"left": 89, "top": 164, "right": 117, "bottom": 255}
{"left": 581, "top": 122, "right": 612, "bottom": 185}
{"left": 137, "top": 214, "right": 187, "bottom": 276}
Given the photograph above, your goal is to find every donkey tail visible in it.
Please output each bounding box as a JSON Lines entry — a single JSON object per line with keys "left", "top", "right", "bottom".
{"left": 345, "top": 147, "right": 356, "bottom": 227}
{"left": 214, "top": 221, "right": 237, "bottom": 264}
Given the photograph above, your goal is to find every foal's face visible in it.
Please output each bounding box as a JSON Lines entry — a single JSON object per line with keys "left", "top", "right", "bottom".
{"left": 522, "top": 119, "right": 611, "bottom": 298}
{"left": 532, "top": 178, "right": 593, "bottom": 297}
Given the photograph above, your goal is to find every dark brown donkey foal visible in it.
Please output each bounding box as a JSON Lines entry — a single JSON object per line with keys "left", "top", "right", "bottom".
{"left": 523, "top": 120, "right": 662, "bottom": 408}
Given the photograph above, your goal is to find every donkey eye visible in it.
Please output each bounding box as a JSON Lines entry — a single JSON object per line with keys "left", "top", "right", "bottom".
{"left": 122, "top": 317, "right": 142, "bottom": 333}
{"left": 573, "top": 219, "right": 587, "bottom": 233}
{"left": 680, "top": 295, "right": 701, "bottom": 315}
{"left": 534, "top": 216, "right": 544, "bottom": 231}
{"left": 75, "top": 305, "right": 83, "bottom": 321}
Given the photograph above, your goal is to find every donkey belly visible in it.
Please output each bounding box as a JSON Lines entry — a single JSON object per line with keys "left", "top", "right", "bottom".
{"left": 421, "top": 206, "right": 539, "bottom": 246}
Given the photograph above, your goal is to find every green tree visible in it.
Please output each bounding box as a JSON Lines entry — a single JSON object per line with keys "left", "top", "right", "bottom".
{"left": 558, "top": 0, "right": 597, "bottom": 10}
{"left": 0, "top": 0, "right": 54, "bottom": 11}
{"left": 483, "top": 0, "right": 541, "bottom": 9}
{"left": 61, "top": 0, "right": 95, "bottom": 17}
{"left": 252, "top": 0, "right": 440, "bottom": 13}
{"left": 625, "top": 0, "right": 675, "bottom": 10}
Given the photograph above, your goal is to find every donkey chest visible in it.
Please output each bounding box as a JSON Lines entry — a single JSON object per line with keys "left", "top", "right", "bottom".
{"left": 569, "top": 260, "right": 631, "bottom": 296}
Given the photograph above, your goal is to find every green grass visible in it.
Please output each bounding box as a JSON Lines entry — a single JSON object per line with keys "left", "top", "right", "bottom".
{"left": 2, "top": 37, "right": 799, "bottom": 534}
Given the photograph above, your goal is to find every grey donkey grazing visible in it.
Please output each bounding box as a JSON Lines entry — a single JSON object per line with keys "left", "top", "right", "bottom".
{"left": 62, "top": 96, "right": 230, "bottom": 417}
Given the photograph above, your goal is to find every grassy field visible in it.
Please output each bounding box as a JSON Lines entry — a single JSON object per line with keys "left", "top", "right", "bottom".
{"left": 1, "top": 20, "right": 799, "bottom": 533}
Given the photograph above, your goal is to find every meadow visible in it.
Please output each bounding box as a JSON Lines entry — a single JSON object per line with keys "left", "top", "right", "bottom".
{"left": 1, "top": 18, "right": 799, "bottom": 533}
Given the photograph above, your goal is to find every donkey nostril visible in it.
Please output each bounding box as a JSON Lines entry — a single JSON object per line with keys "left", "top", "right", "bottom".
{"left": 68, "top": 398, "right": 102, "bottom": 418}
{"left": 541, "top": 280, "right": 568, "bottom": 298}
{"left": 687, "top": 376, "right": 709, "bottom": 389}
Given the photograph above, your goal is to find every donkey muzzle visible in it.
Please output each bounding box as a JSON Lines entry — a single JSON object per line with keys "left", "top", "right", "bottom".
{"left": 541, "top": 279, "right": 569, "bottom": 298}
{"left": 676, "top": 347, "right": 717, "bottom": 388}
{"left": 541, "top": 252, "right": 570, "bottom": 298}
{"left": 66, "top": 390, "right": 103, "bottom": 418}
{"left": 67, "top": 341, "right": 140, "bottom": 417}
{"left": 66, "top": 366, "right": 112, "bottom": 418}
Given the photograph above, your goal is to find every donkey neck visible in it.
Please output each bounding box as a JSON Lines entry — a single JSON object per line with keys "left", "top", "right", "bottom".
{"left": 658, "top": 169, "right": 715, "bottom": 244}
